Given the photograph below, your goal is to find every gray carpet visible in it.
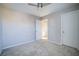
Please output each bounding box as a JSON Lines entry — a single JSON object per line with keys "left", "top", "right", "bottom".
{"left": 1, "top": 40, "right": 79, "bottom": 56}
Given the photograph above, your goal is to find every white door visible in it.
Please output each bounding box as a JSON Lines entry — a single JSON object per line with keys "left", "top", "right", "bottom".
{"left": 61, "top": 10, "right": 79, "bottom": 49}
{"left": 36, "top": 19, "right": 41, "bottom": 40}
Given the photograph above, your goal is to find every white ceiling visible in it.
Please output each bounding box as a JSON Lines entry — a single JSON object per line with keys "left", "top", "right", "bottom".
{"left": 1, "top": 3, "right": 79, "bottom": 17}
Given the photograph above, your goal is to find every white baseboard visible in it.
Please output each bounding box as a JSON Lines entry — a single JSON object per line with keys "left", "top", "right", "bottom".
{"left": 63, "top": 43, "right": 79, "bottom": 50}
{"left": 3, "top": 40, "right": 35, "bottom": 49}
{"left": 48, "top": 40, "right": 62, "bottom": 45}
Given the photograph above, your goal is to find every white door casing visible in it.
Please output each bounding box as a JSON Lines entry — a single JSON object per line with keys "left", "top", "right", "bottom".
{"left": 36, "top": 19, "right": 42, "bottom": 40}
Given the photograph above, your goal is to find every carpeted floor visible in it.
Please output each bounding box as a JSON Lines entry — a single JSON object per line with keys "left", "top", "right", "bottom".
{"left": 1, "top": 40, "right": 79, "bottom": 56}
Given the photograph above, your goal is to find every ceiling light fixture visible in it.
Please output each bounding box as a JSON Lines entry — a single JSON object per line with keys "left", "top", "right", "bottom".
{"left": 37, "top": 3, "right": 43, "bottom": 8}
{"left": 28, "top": 3, "right": 50, "bottom": 8}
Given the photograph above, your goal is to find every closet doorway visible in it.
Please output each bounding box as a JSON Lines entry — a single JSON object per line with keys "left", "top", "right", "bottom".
{"left": 40, "top": 19, "right": 48, "bottom": 40}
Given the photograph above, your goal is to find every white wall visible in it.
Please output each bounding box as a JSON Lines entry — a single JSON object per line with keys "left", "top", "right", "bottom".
{"left": 2, "top": 8, "right": 36, "bottom": 49}
{"left": 0, "top": 18, "right": 2, "bottom": 54}
{"left": 0, "top": 7, "right": 2, "bottom": 54}
{"left": 43, "top": 13, "right": 61, "bottom": 44}
{"left": 61, "top": 10, "right": 79, "bottom": 50}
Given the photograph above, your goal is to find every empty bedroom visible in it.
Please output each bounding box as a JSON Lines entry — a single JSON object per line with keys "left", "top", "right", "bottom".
{"left": 0, "top": 3, "right": 79, "bottom": 56}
